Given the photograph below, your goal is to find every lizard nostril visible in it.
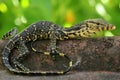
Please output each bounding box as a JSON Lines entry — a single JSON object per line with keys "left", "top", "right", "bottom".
{"left": 111, "top": 25, "right": 116, "bottom": 30}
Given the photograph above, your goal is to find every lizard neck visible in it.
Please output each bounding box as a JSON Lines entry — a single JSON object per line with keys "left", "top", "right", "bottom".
{"left": 62, "top": 29, "right": 83, "bottom": 39}
{"left": 61, "top": 23, "right": 94, "bottom": 39}
{"left": 61, "top": 22, "right": 88, "bottom": 39}
{"left": 62, "top": 27, "right": 87, "bottom": 39}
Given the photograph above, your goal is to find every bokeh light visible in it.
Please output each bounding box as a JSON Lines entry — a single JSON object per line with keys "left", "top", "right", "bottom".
{"left": 0, "top": 0, "right": 120, "bottom": 38}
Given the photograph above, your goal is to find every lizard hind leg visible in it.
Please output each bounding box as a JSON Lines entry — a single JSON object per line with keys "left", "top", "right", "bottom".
{"left": 13, "top": 40, "right": 30, "bottom": 72}
{"left": 2, "top": 27, "right": 18, "bottom": 40}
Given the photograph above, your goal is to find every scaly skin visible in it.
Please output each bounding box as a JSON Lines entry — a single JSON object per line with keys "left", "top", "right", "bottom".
{"left": 2, "top": 19, "right": 115, "bottom": 74}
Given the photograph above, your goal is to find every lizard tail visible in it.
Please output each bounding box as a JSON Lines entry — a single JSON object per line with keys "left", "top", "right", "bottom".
{"left": 2, "top": 39, "right": 18, "bottom": 72}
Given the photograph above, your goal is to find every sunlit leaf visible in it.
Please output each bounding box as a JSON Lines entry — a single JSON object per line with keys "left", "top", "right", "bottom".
{"left": 104, "top": 31, "right": 114, "bottom": 36}
{"left": 64, "top": 23, "right": 72, "bottom": 28}
{"left": 21, "top": 0, "right": 30, "bottom": 8}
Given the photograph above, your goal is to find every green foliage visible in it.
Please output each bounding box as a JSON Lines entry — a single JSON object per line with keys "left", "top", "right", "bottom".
{"left": 0, "top": 0, "right": 120, "bottom": 38}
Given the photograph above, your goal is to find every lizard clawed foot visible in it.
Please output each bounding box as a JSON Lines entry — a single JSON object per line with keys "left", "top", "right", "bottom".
{"left": 13, "top": 59, "right": 30, "bottom": 72}
{"left": 50, "top": 50, "right": 58, "bottom": 61}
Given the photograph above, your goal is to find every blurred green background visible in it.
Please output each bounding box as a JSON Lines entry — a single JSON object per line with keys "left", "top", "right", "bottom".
{"left": 0, "top": 0, "right": 120, "bottom": 39}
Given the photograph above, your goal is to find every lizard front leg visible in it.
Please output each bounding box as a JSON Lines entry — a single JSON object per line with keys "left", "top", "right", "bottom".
{"left": 49, "top": 27, "right": 73, "bottom": 74}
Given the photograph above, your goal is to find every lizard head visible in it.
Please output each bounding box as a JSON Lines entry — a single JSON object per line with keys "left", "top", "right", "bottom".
{"left": 63, "top": 19, "right": 116, "bottom": 38}
{"left": 85, "top": 19, "right": 116, "bottom": 32}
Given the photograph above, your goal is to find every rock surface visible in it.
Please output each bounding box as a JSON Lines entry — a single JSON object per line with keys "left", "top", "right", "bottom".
{"left": 0, "top": 37, "right": 120, "bottom": 80}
